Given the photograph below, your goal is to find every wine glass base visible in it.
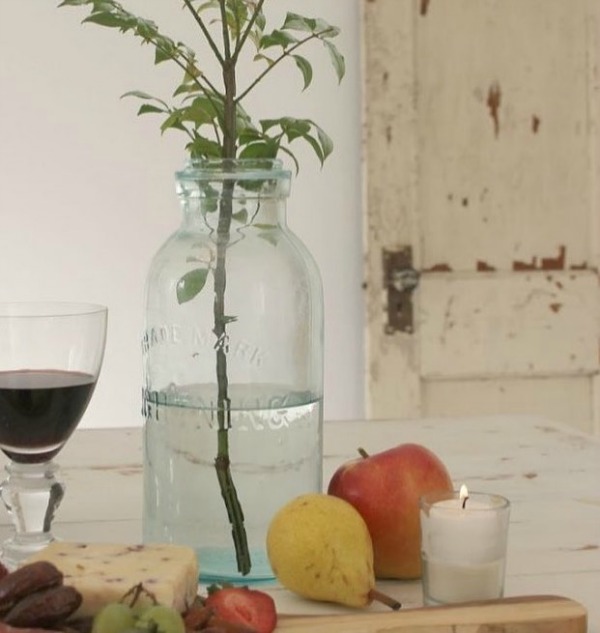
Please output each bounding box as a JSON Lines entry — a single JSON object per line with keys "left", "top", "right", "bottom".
{"left": 0, "top": 460, "right": 65, "bottom": 569}
{"left": 1, "top": 533, "right": 56, "bottom": 570}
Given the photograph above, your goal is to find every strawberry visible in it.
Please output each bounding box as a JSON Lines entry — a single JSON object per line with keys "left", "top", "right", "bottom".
{"left": 203, "top": 587, "right": 277, "bottom": 633}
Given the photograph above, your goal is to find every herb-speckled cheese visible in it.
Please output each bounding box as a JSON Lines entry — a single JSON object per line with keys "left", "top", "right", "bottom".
{"left": 25, "top": 542, "right": 198, "bottom": 617}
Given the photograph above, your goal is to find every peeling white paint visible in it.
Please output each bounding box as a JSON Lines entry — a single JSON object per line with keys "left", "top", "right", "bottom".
{"left": 364, "top": 0, "right": 600, "bottom": 434}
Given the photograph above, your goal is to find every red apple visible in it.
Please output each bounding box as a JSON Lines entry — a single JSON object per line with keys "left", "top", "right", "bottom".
{"left": 327, "top": 443, "right": 453, "bottom": 579}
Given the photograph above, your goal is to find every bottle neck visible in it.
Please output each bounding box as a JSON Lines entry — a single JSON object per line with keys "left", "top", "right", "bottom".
{"left": 175, "top": 160, "right": 291, "bottom": 233}
{"left": 181, "top": 195, "right": 287, "bottom": 231}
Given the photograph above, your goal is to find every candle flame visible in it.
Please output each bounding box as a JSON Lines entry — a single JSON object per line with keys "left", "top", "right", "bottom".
{"left": 459, "top": 484, "right": 469, "bottom": 508}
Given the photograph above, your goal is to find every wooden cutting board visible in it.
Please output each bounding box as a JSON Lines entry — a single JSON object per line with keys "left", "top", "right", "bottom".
{"left": 276, "top": 595, "right": 587, "bottom": 633}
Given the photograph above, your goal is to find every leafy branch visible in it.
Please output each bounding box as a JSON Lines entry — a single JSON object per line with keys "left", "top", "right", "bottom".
{"left": 58, "top": 0, "right": 344, "bottom": 576}
{"left": 59, "top": 0, "right": 344, "bottom": 164}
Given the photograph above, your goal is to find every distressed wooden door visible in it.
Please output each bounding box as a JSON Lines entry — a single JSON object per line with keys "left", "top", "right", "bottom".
{"left": 363, "top": 0, "right": 600, "bottom": 434}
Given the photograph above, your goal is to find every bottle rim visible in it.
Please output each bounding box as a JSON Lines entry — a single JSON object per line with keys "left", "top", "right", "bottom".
{"left": 176, "top": 158, "right": 291, "bottom": 182}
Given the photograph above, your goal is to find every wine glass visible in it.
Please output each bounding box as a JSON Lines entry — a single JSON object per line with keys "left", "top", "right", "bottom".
{"left": 0, "top": 302, "right": 107, "bottom": 567}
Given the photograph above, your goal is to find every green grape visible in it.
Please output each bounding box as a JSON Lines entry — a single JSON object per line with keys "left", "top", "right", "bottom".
{"left": 92, "top": 602, "right": 136, "bottom": 633}
{"left": 136, "top": 605, "right": 185, "bottom": 633}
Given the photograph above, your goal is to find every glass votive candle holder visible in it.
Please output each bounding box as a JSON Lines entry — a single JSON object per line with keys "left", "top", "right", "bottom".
{"left": 420, "top": 489, "right": 510, "bottom": 606}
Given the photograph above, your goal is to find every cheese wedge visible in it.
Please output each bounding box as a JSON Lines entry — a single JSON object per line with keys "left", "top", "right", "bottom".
{"left": 25, "top": 542, "right": 198, "bottom": 617}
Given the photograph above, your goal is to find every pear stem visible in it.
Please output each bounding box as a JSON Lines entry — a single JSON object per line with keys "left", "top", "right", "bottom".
{"left": 368, "top": 588, "right": 402, "bottom": 610}
{"left": 358, "top": 447, "right": 369, "bottom": 459}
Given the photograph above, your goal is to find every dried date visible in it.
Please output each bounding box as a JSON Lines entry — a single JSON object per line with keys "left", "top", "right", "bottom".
{"left": 3, "top": 585, "right": 82, "bottom": 628}
{"left": 0, "top": 562, "right": 63, "bottom": 612}
{"left": 0, "top": 623, "right": 61, "bottom": 633}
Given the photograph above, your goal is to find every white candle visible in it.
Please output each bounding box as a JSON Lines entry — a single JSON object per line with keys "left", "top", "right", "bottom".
{"left": 423, "top": 558, "right": 505, "bottom": 604}
{"left": 420, "top": 487, "right": 510, "bottom": 605}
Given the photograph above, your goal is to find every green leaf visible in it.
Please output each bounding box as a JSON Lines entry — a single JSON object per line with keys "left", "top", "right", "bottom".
{"left": 160, "top": 110, "right": 187, "bottom": 133}
{"left": 135, "top": 18, "right": 158, "bottom": 40}
{"left": 314, "top": 122, "right": 334, "bottom": 160}
{"left": 259, "top": 30, "right": 298, "bottom": 50}
{"left": 59, "top": 0, "right": 93, "bottom": 6}
{"left": 236, "top": 106, "right": 258, "bottom": 136}
{"left": 257, "top": 117, "right": 333, "bottom": 167}
{"left": 302, "top": 133, "right": 325, "bottom": 165}
{"left": 253, "top": 52, "right": 275, "bottom": 67}
{"left": 187, "top": 136, "right": 222, "bottom": 159}
{"left": 83, "top": 12, "right": 129, "bottom": 28}
{"left": 137, "top": 103, "right": 165, "bottom": 115}
{"left": 280, "top": 117, "right": 311, "bottom": 141}
{"left": 323, "top": 40, "right": 346, "bottom": 83}
{"left": 121, "top": 91, "right": 169, "bottom": 111}
{"left": 182, "top": 97, "right": 220, "bottom": 127}
{"left": 224, "top": 0, "right": 248, "bottom": 39}
{"left": 254, "top": 10, "right": 266, "bottom": 32}
{"left": 292, "top": 55, "right": 312, "bottom": 91}
{"left": 92, "top": 2, "right": 119, "bottom": 11}
{"left": 277, "top": 144, "right": 300, "bottom": 174}
{"left": 185, "top": 94, "right": 224, "bottom": 122}
{"left": 239, "top": 141, "right": 279, "bottom": 159}
{"left": 258, "top": 232, "right": 278, "bottom": 246}
{"left": 253, "top": 223, "right": 278, "bottom": 230}
{"left": 184, "top": 58, "right": 202, "bottom": 80}
{"left": 282, "top": 13, "right": 316, "bottom": 33}
{"left": 259, "top": 119, "right": 281, "bottom": 134}
{"left": 176, "top": 268, "right": 209, "bottom": 304}
{"left": 232, "top": 209, "right": 248, "bottom": 224}
{"left": 314, "top": 19, "right": 340, "bottom": 38}
{"left": 122, "top": 90, "right": 164, "bottom": 103}
{"left": 173, "top": 82, "right": 199, "bottom": 97}
{"left": 238, "top": 128, "right": 263, "bottom": 146}
{"left": 152, "top": 36, "right": 177, "bottom": 60}
{"left": 121, "top": 89, "right": 152, "bottom": 100}
{"left": 154, "top": 45, "right": 172, "bottom": 64}
{"left": 196, "top": 1, "right": 219, "bottom": 13}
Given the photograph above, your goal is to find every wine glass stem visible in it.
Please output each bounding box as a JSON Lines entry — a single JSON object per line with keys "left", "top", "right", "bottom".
{"left": 0, "top": 460, "right": 65, "bottom": 567}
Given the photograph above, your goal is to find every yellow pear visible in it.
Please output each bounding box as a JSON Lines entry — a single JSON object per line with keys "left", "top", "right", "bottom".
{"left": 267, "top": 493, "right": 399, "bottom": 609}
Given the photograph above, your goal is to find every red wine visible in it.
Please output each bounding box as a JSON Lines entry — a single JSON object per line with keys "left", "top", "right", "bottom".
{"left": 0, "top": 369, "right": 96, "bottom": 464}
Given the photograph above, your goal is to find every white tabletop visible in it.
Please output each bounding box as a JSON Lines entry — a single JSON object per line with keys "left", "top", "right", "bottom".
{"left": 0, "top": 414, "right": 598, "bottom": 630}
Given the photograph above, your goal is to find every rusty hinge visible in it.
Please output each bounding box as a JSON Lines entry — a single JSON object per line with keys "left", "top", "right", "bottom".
{"left": 383, "top": 246, "right": 420, "bottom": 334}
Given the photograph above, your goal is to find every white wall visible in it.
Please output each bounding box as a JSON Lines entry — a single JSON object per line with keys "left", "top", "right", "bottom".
{"left": 0, "top": 1, "right": 364, "bottom": 427}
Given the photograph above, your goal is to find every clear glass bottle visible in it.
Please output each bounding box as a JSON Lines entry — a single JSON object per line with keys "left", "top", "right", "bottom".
{"left": 142, "top": 159, "right": 323, "bottom": 582}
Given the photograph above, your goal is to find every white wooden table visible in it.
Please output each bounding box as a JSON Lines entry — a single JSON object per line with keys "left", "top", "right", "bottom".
{"left": 0, "top": 415, "right": 598, "bottom": 630}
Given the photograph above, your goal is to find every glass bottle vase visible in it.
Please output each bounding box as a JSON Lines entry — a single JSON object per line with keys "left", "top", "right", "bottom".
{"left": 142, "top": 159, "right": 324, "bottom": 582}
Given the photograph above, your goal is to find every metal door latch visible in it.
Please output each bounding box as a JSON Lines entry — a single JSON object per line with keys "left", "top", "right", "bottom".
{"left": 383, "top": 247, "right": 420, "bottom": 334}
